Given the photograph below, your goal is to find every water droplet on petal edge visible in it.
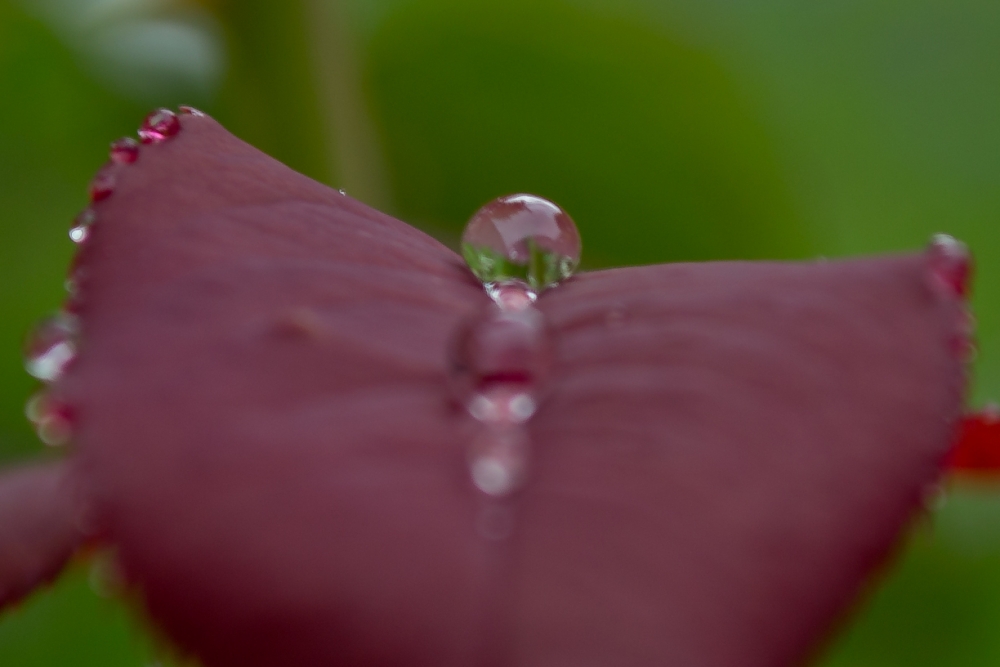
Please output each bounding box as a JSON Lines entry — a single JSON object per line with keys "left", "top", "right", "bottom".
{"left": 138, "top": 108, "right": 181, "bottom": 144}
{"left": 24, "top": 313, "right": 78, "bottom": 382}
{"left": 462, "top": 194, "right": 581, "bottom": 292}
{"left": 89, "top": 167, "right": 116, "bottom": 203}
{"left": 25, "top": 391, "right": 76, "bottom": 447}
{"left": 109, "top": 137, "right": 140, "bottom": 165}
{"left": 69, "top": 209, "right": 96, "bottom": 243}
{"left": 927, "top": 233, "right": 972, "bottom": 298}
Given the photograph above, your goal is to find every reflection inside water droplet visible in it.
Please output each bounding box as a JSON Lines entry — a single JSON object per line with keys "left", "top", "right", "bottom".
{"left": 139, "top": 108, "right": 181, "bottom": 144}
{"left": 109, "top": 137, "right": 139, "bottom": 165}
{"left": 462, "top": 194, "right": 581, "bottom": 292}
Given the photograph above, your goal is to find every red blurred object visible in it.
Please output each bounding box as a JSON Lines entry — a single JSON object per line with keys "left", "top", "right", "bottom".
{"left": 948, "top": 406, "right": 1000, "bottom": 471}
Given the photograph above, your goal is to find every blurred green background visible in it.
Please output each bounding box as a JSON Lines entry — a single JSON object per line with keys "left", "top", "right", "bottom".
{"left": 1, "top": 0, "right": 998, "bottom": 664}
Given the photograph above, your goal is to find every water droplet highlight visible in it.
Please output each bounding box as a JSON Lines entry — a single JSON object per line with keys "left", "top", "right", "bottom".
{"left": 178, "top": 105, "right": 206, "bottom": 117}
{"left": 89, "top": 167, "right": 116, "bottom": 202}
{"left": 69, "top": 209, "right": 96, "bottom": 243}
{"left": 109, "top": 137, "right": 139, "bottom": 165}
{"left": 462, "top": 194, "right": 581, "bottom": 292}
{"left": 485, "top": 280, "right": 537, "bottom": 311}
{"left": 927, "top": 234, "right": 972, "bottom": 298}
{"left": 139, "top": 108, "right": 181, "bottom": 144}
{"left": 24, "top": 313, "right": 78, "bottom": 382}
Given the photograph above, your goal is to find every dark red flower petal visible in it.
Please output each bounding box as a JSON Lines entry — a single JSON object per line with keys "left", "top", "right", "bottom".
{"left": 948, "top": 408, "right": 1000, "bottom": 471}
{"left": 18, "top": 116, "right": 965, "bottom": 666}
{"left": 0, "top": 462, "right": 83, "bottom": 607}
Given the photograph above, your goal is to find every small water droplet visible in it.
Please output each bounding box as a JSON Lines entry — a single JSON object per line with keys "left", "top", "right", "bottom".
{"left": 89, "top": 166, "right": 116, "bottom": 202}
{"left": 178, "top": 105, "right": 206, "bottom": 117}
{"left": 338, "top": 188, "right": 347, "bottom": 195}
{"left": 25, "top": 391, "right": 76, "bottom": 447}
{"left": 468, "top": 427, "right": 528, "bottom": 497}
{"left": 450, "top": 304, "right": 552, "bottom": 400}
{"left": 462, "top": 194, "right": 581, "bottom": 292}
{"left": 69, "top": 209, "right": 96, "bottom": 243}
{"left": 138, "top": 108, "right": 181, "bottom": 144}
{"left": 24, "top": 313, "right": 78, "bottom": 382}
{"left": 927, "top": 234, "right": 972, "bottom": 298}
{"left": 485, "top": 280, "right": 537, "bottom": 311}
{"left": 109, "top": 137, "right": 139, "bottom": 165}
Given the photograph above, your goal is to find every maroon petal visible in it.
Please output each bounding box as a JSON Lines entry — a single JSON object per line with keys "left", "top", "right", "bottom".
{"left": 521, "top": 258, "right": 964, "bottom": 666}
{"left": 0, "top": 462, "right": 83, "bottom": 607}
{"left": 45, "top": 116, "right": 964, "bottom": 666}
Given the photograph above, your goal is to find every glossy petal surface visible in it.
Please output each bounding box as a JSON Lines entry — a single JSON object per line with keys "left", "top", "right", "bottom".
{"left": 44, "top": 117, "right": 965, "bottom": 667}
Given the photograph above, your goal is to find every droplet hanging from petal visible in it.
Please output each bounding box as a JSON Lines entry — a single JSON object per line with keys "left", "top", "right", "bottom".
{"left": 89, "top": 166, "right": 116, "bottom": 203}
{"left": 69, "top": 209, "right": 96, "bottom": 244}
{"left": 926, "top": 234, "right": 971, "bottom": 298}
{"left": 462, "top": 194, "right": 581, "bottom": 292}
{"left": 25, "top": 391, "right": 76, "bottom": 447}
{"left": 24, "top": 313, "right": 78, "bottom": 382}
{"left": 109, "top": 137, "right": 140, "bottom": 165}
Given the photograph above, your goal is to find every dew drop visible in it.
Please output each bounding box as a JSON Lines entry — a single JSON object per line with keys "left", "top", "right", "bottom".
{"left": 24, "top": 313, "right": 78, "bottom": 382}
{"left": 69, "top": 209, "right": 96, "bottom": 244}
{"left": 25, "top": 391, "right": 76, "bottom": 447}
{"left": 109, "top": 137, "right": 139, "bottom": 165}
{"left": 462, "top": 194, "right": 581, "bottom": 292}
{"left": 450, "top": 304, "right": 552, "bottom": 401}
{"left": 138, "top": 108, "right": 181, "bottom": 144}
{"left": 338, "top": 189, "right": 347, "bottom": 195}
{"left": 178, "top": 105, "right": 206, "bottom": 117}
{"left": 89, "top": 167, "right": 116, "bottom": 203}
{"left": 927, "top": 234, "right": 972, "bottom": 298}
{"left": 468, "top": 427, "right": 528, "bottom": 497}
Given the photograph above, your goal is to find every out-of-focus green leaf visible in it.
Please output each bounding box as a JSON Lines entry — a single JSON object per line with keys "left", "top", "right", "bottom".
{"left": 365, "top": 0, "right": 813, "bottom": 267}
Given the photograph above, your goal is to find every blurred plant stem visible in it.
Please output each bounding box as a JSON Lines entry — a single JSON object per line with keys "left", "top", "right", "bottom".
{"left": 210, "top": 0, "right": 391, "bottom": 209}
{"left": 304, "top": 0, "right": 392, "bottom": 210}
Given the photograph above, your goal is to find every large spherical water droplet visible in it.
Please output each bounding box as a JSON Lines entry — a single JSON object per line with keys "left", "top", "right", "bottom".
{"left": 927, "top": 234, "right": 971, "bottom": 298}
{"left": 450, "top": 304, "right": 552, "bottom": 402}
{"left": 462, "top": 194, "right": 581, "bottom": 291}
{"left": 109, "top": 137, "right": 140, "bottom": 165}
{"left": 24, "top": 313, "right": 78, "bottom": 382}
{"left": 69, "top": 209, "right": 96, "bottom": 244}
{"left": 139, "top": 108, "right": 181, "bottom": 144}
{"left": 468, "top": 427, "right": 528, "bottom": 497}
